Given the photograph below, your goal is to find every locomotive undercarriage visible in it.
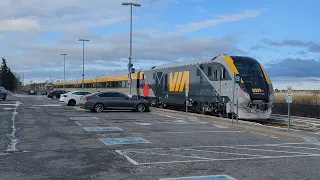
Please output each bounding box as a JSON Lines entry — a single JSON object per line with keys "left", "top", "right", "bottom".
{"left": 145, "top": 96, "right": 271, "bottom": 120}
{"left": 145, "top": 97, "right": 232, "bottom": 118}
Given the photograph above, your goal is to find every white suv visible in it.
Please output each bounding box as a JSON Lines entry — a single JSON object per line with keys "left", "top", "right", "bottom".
{"left": 60, "top": 90, "right": 92, "bottom": 106}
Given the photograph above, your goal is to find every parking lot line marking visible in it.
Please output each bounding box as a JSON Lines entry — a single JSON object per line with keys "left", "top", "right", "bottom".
{"left": 151, "top": 112, "right": 185, "bottom": 120}
{"left": 5, "top": 101, "right": 20, "bottom": 152}
{"left": 75, "top": 121, "right": 82, "bottom": 126}
{"left": 121, "top": 142, "right": 314, "bottom": 152}
{"left": 84, "top": 127, "right": 123, "bottom": 131}
{"left": 99, "top": 137, "right": 151, "bottom": 145}
{"left": 212, "top": 125, "right": 228, "bottom": 128}
{"left": 115, "top": 150, "right": 139, "bottom": 165}
{"left": 173, "top": 148, "right": 264, "bottom": 157}
{"left": 156, "top": 131, "right": 244, "bottom": 134}
{"left": 32, "top": 104, "right": 62, "bottom": 107}
{"left": 159, "top": 174, "right": 238, "bottom": 180}
{"left": 268, "top": 145, "right": 320, "bottom": 151}
{"left": 135, "top": 122, "right": 152, "bottom": 126}
{"left": 224, "top": 146, "right": 316, "bottom": 155}
{"left": 3, "top": 108, "right": 14, "bottom": 110}
{"left": 129, "top": 150, "right": 215, "bottom": 160}
{"left": 0, "top": 104, "right": 16, "bottom": 106}
{"left": 137, "top": 154, "right": 320, "bottom": 165}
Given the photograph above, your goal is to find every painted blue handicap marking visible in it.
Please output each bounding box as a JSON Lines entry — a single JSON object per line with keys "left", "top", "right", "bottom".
{"left": 99, "top": 137, "right": 150, "bottom": 145}
{"left": 84, "top": 127, "right": 123, "bottom": 131}
{"left": 70, "top": 117, "right": 98, "bottom": 121}
{"left": 159, "top": 175, "right": 237, "bottom": 180}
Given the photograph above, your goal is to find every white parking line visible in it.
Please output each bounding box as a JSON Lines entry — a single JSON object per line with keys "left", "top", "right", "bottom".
{"left": 32, "top": 104, "right": 62, "bottom": 107}
{"left": 115, "top": 150, "right": 139, "bottom": 165}
{"left": 155, "top": 131, "right": 244, "bottom": 134}
{"left": 5, "top": 101, "right": 20, "bottom": 152}
{"left": 75, "top": 121, "right": 82, "bottom": 126}
{"left": 136, "top": 154, "right": 320, "bottom": 165}
{"left": 116, "top": 142, "right": 320, "bottom": 165}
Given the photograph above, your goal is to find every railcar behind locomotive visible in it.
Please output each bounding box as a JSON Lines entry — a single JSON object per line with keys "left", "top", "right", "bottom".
{"left": 55, "top": 54, "right": 274, "bottom": 120}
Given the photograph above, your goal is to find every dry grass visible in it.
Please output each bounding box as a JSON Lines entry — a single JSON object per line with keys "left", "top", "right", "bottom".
{"left": 274, "top": 92, "right": 320, "bottom": 105}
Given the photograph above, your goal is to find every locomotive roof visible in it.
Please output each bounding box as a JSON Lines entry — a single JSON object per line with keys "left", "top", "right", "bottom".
{"left": 143, "top": 55, "right": 259, "bottom": 71}
{"left": 144, "top": 56, "right": 221, "bottom": 71}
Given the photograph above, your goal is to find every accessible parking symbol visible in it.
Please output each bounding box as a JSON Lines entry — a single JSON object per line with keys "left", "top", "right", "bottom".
{"left": 70, "top": 117, "right": 98, "bottom": 121}
{"left": 99, "top": 137, "right": 150, "bottom": 145}
{"left": 159, "top": 175, "right": 237, "bottom": 180}
{"left": 84, "top": 127, "right": 123, "bottom": 132}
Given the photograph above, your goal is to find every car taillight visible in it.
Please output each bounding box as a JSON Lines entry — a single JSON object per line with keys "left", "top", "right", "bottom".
{"left": 241, "top": 87, "right": 245, "bottom": 92}
{"left": 84, "top": 97, "right": 91, "bottom": 101}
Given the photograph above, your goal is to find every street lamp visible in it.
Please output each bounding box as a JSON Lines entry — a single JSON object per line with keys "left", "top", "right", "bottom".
{"left": 78, "top": 39, "right": 89, "bottom": 90}
{"left": 122, "top": 1, "right": 141, "bottom": 96}
{"left": 61, "top": 53, "right": 67, "bottom": 90}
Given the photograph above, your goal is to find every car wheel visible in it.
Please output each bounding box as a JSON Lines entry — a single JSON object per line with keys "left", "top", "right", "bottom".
{"left": 94, "top": 103, "right": 104, "bottom": 113}
{"left": 2, "top": 95, "right": 6, "bottom": 100}
{"left": 68, "top": 99, "right": 76, "bottom": 106}
{"left": 136, "top": 103, "right": 146, "bottom": 112}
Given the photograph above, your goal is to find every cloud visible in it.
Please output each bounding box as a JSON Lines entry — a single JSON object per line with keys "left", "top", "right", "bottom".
{"left": 265, "top": 58, "right": 320, "bottom": 78}
{"left": 0, "top": 0, "right": 263, "bottom": 82}
{"left": 171, "top": 9, "right": 264, "bottom": 35}
{"left": 0, "top": 17, "right": 42, "bottom": 32}
{"left": 261, "top": 39, "right": 320, "bottom": 53}
{"left": 250, "top": 45, "right": 267, "bottom": 50}
{"left": 296, "top": 51, "right": 307, "bottom": 55}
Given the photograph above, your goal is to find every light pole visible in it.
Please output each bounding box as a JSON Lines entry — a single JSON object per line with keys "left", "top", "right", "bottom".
{"left": 61, "top": 53, "right": 67, "bottom": 90}
{"left": 122, "top": 1, "right": 141, "bottom": 96}
{"left": 78, "top": 39, "right": 89, "bottom": 90}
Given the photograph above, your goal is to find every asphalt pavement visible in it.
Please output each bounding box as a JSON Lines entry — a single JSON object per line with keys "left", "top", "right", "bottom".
{"left": 0, "top": 94, "right": 319, "bottom": 180}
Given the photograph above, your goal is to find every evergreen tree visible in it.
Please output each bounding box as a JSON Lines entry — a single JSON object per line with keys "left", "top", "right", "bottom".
{"left": 0, "top": 58, "right": 19, "bottom": 92}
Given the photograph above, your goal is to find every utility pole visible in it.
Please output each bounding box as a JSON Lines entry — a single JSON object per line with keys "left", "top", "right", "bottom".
{"left": 122, "top": 1, "right": 141, "bottom": 96}
{"left": 78, "top": 39, "right": 89, "bottom": 90}
{"left": 61, "top": 53, "right": 67, "bottom": 90}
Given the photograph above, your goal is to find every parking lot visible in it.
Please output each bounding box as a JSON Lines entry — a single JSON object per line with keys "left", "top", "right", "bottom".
{"left": 1, "top": 95, "right": 320, "bottom": 180}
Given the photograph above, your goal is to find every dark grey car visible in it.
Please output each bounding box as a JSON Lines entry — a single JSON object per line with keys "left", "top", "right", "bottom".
{"left": 0, "top": 87, "right": 6, "bottom": 100}
{"left": 79, "top": 91, "right": 150, "bottom": 112}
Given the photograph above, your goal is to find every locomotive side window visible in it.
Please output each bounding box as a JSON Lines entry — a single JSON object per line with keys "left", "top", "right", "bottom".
{"left": 197, "top": 68, "right": 201, "bottom": 76}
{"left": 213, "top": 69, "right": 218, "bottom": 81}
{"left": 153, "top": 73, "right": 155, "bottom": 79}
{"left": 221, "top": 67, "right": 227, "bottom": 79}
{"left": 164, "top": 74, "right": 168, "bottom": 91}
{"left": 208, "top": 67, "right": 212, "bottom": 76}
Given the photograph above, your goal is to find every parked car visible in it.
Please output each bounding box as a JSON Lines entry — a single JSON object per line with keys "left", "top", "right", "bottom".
{"left": 60, "top": 90, "right": 93, "bottom": 106}
{"left": 0, "top": 87, "right": 7, "bottom": 100}
{"left": 28, "top": 90, "right": 37, "bottom": 95}
{"left": 47, "top": 90, "right": 68, "bottom": 99}
{"left": 79, "top": 91, "right": 150, "bottom": 112}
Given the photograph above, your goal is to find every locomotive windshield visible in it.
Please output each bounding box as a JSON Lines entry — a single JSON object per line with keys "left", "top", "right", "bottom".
{"left": 231, "top": 56, "right": 269, "bottom": 101}
{"left": 233, "top": 61, "right": 264, "bottom": 79}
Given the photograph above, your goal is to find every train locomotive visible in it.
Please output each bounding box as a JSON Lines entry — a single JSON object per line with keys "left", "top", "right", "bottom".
{"left": 140, "top": 54, "right": 274, "bottom": 119}
{"left": 55, "top": 54, "right": 274, "bottom": 120}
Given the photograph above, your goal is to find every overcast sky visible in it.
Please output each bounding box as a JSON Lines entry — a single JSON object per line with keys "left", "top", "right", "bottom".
{"left": 0, "top": 0, "right": 319, "bottom": 90}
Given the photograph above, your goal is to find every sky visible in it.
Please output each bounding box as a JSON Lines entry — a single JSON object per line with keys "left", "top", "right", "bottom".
{"left": 0, "top": 0, "right": 319, "bottom": 90}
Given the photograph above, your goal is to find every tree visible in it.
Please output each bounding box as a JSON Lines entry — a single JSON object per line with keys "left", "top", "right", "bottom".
{"left": 0, "top": 58, "right": 20, "bottom": 92}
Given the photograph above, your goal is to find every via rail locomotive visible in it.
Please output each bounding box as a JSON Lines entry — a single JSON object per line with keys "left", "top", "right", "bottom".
{"left": 55, "top": 54, "right": 274, "bottom": 119}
